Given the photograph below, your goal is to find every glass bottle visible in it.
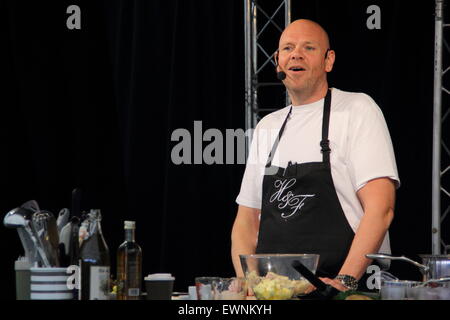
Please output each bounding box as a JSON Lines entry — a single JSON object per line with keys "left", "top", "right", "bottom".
{"left": 79, "top": 209, "right": 111, "bottom": 300}
{"left": 116, "top": 220, "right": 142, "bottom": 300}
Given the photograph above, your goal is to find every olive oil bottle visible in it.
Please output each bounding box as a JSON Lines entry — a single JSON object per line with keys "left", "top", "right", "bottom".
{"left": 117, "top": 221, "right": 142, "bottom": 300}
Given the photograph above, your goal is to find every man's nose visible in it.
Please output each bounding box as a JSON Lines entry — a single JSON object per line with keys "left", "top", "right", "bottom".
{"left": 290, "top": 47, "right": 304, "bottom": 60}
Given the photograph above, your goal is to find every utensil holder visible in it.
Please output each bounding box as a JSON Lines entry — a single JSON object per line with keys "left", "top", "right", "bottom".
{"left": 30, "top": 267, "right": 74, "bottom": 300}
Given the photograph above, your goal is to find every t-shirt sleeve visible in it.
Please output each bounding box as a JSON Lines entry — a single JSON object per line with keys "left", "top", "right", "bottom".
{"left": 235, "top": 124, "right": 266, "bottom": 209}
{"left": 346, "top": 94, "right": 400, "bottom": 191}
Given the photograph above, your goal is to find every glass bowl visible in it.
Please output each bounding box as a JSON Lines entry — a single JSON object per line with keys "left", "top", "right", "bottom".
{"left": 213, "top": 277, "right": 247, "bottom": 300}
{"left": 239, "top": 254, "right": 320, "bottom": 300}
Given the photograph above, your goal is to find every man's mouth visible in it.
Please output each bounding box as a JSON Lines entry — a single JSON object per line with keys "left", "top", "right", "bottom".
{"left": 288, "top": 66, "right": 306, "bottom": 72}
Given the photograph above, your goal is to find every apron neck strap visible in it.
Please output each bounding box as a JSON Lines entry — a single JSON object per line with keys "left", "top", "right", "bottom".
{"left": 265, "top": 88, "right": 333, "bottom": 167}
{"left": 266, "top": 106, "right": 292, "bottom": 167}
{"left": 320, "top": 89, "right": 332, "bottom": 163}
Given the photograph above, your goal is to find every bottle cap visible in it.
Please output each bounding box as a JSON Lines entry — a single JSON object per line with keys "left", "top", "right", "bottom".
{"left": 124, "top": 220, "right": 136, "bottom": 229}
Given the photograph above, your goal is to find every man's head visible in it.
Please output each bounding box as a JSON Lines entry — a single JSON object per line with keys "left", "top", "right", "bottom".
{"left": 276, "top": 19, "right": 335, "bottom": 104}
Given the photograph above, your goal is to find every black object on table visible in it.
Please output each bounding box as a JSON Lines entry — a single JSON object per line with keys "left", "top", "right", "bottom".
{"left": 291, "top": 260, "right": 339, "bottom": 300}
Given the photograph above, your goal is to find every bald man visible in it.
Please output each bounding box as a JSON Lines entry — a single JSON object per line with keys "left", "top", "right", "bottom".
{"left": 232, "top": 20, "right": 400, "bottom": 293}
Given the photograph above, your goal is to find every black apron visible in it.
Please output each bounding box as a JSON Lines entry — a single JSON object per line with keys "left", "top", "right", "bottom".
{"left": 255, "top": 89, "right": 355, "bottom": 279}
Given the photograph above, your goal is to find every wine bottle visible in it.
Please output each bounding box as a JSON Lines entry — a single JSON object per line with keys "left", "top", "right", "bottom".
{"left": 117, "top": 220, "right": 142, "bottom": 300}
{"left": 79, "top": 209, "right": 111, "bottom": 300}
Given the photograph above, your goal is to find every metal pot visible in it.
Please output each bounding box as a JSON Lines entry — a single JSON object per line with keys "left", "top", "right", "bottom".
{"left": 366, "top": 253, "right": 450, "bottom": 281}
{"left": 419, "top": 255, "right": 450, "bottom": 280}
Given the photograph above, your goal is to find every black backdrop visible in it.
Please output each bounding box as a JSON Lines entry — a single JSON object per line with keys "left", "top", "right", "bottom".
{"left": 0, "top": 0, "right": 446, "bottom": 300}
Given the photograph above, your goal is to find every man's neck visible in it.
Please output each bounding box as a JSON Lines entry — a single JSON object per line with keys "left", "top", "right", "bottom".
{"left": 289, "top": 82, "right": 329, "bottom": 106}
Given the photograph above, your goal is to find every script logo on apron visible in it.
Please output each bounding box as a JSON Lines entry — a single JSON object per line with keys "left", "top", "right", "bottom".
{"left": 269, "top": 178, "right": 315, "bottom": 219}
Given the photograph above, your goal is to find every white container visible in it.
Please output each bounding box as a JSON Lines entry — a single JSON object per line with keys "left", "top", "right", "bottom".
{"left": 188, "top": 286, "right": 198, "bottom": 300}
{"left": 15, "top": 259, "right": 31, "bottom": 300}
{"left": 30, "top": 267, "right": 73, "bottom": 300}
{"left": 380, "top": 280, "right": 421, "bottom": 300}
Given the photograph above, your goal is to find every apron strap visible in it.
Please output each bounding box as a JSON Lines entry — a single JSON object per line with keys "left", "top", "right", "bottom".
{"left": 266, "top": 106, "right": 292, "bottom": 167}
{"left": 320, "top": 89, "right": 332, "bottom": 163}
{"left": 265, "top": 88, "right": 333, "bottom": 167}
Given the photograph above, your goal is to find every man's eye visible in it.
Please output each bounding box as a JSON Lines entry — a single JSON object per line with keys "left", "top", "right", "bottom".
{"left": 305, "top": 46, "right": 315, "bottom": 51}
{"left": 282, "top": 46, "right": 292, "bottom": 51}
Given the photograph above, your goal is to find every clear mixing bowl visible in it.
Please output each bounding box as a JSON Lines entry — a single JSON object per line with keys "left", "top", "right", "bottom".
{"left": 239, "top": 254, "right": 320, "bottom": 300}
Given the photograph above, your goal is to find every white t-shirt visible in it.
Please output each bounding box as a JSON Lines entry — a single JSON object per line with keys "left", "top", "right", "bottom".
{"left": 236, "top": 88, "right": 400, "bottom": 254}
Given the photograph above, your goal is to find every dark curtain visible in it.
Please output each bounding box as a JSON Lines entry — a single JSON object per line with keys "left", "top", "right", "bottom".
{"left": 1, "top": 0, "right": 444, "bottom": 299}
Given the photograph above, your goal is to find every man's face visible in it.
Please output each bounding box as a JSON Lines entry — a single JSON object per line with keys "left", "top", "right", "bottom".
{"left": 277, "top": 21, "right": 334, "bottom": 93}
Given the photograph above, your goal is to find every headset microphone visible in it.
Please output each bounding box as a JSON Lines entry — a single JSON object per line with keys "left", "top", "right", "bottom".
{"left": 276, "top": 71, "right": 287, "bottom": 80}
{"left": 275, "top": 51, "right": 286, "bottom": 81}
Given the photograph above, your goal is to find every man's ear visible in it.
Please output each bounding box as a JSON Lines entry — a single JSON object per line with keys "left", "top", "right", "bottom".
{"left": 325, "top": 49, "right": 335, "bottom": 73}
{"left": 274, "top": 50, "right": 280, "bottom": 73}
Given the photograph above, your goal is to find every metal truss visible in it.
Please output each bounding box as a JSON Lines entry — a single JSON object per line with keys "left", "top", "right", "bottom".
{"left": 243, "top": 0, "right": 448, "bottom": 254}
{"left": 432, "top": 0, "right": 450, "bottom": 254}
{"left": 244, "top": 0, "right": 291, "bottom": 156}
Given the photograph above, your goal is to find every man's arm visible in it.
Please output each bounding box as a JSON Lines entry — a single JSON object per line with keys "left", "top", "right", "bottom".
{"left": 231, "top": 205, "right": 261, "bottom": 277}
{"left": 321, "top": 177, "right": 395, "bottom": 290}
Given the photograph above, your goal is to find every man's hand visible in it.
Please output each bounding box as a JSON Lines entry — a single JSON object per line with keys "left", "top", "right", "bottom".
{"left": 337, "top": 177, "right": 396, "bottom": 280}
{"left": 303, "top": 277, "right": 349, "bottom": 293}
{"left": 319, "top": 277, "right": 349, "bottom": 292}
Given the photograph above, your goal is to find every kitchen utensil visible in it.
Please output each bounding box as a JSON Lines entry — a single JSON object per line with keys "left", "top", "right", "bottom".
{"left": 367, "top": 253, "right": 450, "bottom": 281}
{"left": 71, "top": 188, "right": 82, "bottom": 218}
{"left": 291, "top": 260, "right": 339, "bottom": 300}
{"left": 4, "top": 207, "right": 35, "bottom": 262}
{"left": 419, "top": 255, "right": 450, "bottom": 280}
{"left": 20, "top": 200, "right": 40, "bottom": 213}
{"left": 291, "top": 260, "right": 327, "bottom": 291}
{"left": 3, "top": 200, "right": 41, "bottom": 263}
{"left": 418, "top": 277, "right": 450, "bottom": 287}
{"left": 58, "top": 243, "right": 69, "bottom": 267}
{"left": 56, "top": 208, "right": 70, "bottom": 234}
{"left": 240, "top": 254, "right": 319, "bottom": 278}
{"left": 59, "top": 221, "right": 73, "bottom": 256}
{"left": 377, "top": 270, "right": 399, "bottom": 281}
{"left": 58, "top": 216, "right": 80, "bottom": 266}
{"left": 4, "top": 206, "right": 51, "bottom": 267}
{"left": 68, "top": 216, "right": 80, "bottom": 265}
{"left": 32, "top": 210, "right": 60, "bottom": 267}
{"left": 366, "top": 253, "right": 429, "bottom": 275}
{"left": 239, "top": 254, "right": 319, "bottom": 299}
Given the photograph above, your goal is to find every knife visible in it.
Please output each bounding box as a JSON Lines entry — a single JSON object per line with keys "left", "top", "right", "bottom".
{"left": 291, "top": 260, "right": 328, "bottom": 291}
{"left": 291, "top": 260, "right": 339, "bottom": 299}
